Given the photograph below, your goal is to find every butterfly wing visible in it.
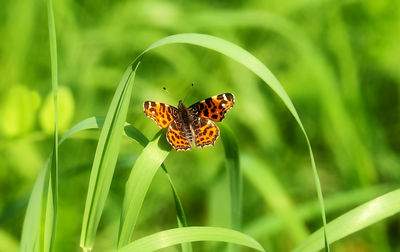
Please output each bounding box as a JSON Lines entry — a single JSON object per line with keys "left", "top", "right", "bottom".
{"left": 167, "top": 120, "right": 192, "bottom": 151}
{"left": 143, "top": 101, "right": 177, "bottom": 128}
{"left": 188, "top": 93, "right": 235, "bottom": 122}
{"left": 192, "top": 117, "right": 220, "bottom": 148}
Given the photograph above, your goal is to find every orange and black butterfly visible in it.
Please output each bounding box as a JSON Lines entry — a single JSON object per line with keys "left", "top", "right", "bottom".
{"left": 143, "top": 93, "right": 235, "bottom": 151}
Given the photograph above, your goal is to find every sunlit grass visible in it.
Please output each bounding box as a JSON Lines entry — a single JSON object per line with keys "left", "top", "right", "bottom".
{"left": 2, "top": 0, "right": 400, "bottom": 252}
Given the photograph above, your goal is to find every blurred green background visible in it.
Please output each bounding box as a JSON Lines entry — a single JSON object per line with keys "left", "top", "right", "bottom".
{"left": 1, "top": 0, "right": 399, "bottom": 251}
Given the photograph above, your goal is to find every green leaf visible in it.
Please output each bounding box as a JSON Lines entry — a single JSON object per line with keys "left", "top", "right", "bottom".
{"left": 135, "top": 33, "right": 328, "bottom": 249}
{"left": 20, "top": 0, "right": 59, "bottom": 250}
{"left": 60, "top": 117, "right": 105, "bottom": 145}
{"left": 117, "top": 227, "right": 265, "bottom": 252}
{"left": 123, "top": 124, "right": 192, "bottom": 251}
{"left": 20, "top": 159, "right": 48, "bottom": 252}
{"left": 292, "top": 189, "right": 400, "bottom": 252}
{"left": 79, "top": 63, "right": 139, "bottom": 251}
{"left": 21, "top": 116, "right": 105, "bottom": 252}
{"left": 117, "top": 132, "right": 171, "bottom": 247}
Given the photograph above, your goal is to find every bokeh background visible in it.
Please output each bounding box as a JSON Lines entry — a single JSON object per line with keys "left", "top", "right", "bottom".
{"left": 1, "top": 0, "right": 399, "bottom": 251}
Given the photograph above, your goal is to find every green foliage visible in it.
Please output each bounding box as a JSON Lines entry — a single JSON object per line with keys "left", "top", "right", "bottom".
{"left": 1, "top": 0, "right": 400, "bottom": 252}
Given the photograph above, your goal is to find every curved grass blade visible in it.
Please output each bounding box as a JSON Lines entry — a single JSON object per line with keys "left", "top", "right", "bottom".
{"left": 117, "top": 132, "right": 171, "bottom": 247}
{"left": 133, "top": 33, "right": 328, "bottom": 250}
{"left": 292, "top": 189, "right": 400, "bottom": 252}
{"left": 60, "top": 117, "right": 105, "bottom": 144}
{"left": 123, "top": 125, "right": 190, "bottom": 231}
{"left": 80, "top": 62, "right": 139, "bottom": 251}
{"left": 219, "top": 124, "right": 241, "bottom": 231}
{"left": 117, "top": 227, "right": 265, "bottom": 252}
{"left": 245, "top": 185, "right": 391, "bottom": 239}
{"left": 123, "top": 124, "right": 192, "bottom": 251}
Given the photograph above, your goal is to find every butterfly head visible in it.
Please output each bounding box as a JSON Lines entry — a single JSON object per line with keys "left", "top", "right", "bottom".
{"left": 178, "top": 100, "right": 186, "bottom": 110}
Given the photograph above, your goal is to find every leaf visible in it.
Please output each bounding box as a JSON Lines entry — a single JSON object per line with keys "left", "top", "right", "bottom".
{"left": 117, "top": 132, "right": 171, "bottom": 247}
{"left": 134, "top": 33, "right": 328, "bottom": 249}
{"left": 117, "top": 227, "right": 265, "bottom": 252}
{"left": 79, "top": 62, "right": 139, "bottom": 251}
{"left": 292, "top": 189, "right": 400, "bottom": 252}
{"left": 123, "top": 124, "right": 192, "bottom": 251}
{"left": 21, "top": 116, "right": 105, "bottom": 252}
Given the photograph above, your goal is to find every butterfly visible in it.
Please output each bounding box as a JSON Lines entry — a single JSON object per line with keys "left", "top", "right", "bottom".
{"left": 143, "top": 93, "right": 235, "bottom": 151}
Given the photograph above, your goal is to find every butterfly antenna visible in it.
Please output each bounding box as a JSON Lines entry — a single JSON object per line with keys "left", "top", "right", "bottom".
{"left": 182, "top": 82, "right": 195, "bottom": 103}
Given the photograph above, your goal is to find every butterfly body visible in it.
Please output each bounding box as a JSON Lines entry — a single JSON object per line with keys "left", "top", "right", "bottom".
{"left": 144, "top": 93, "right": 235, "bottom": 151}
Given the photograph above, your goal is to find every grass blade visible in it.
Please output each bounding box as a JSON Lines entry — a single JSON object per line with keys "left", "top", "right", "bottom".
{"left": 123, "top": 124, "right": 192, "bottom": 251}
{"left": 117, "top": 227, "right": 265, "bottom": 252}
{"left": 245, "top": 185, "right": 391, "bottom": 239}
{"left": 21, "top": 0, "right": 60, "bottom": 251}
{"left": 136, "top": 33, "right": 328, "bottom": 249}
{"left": 123, "top": 125, "right": 190, "bottom": 231}
{"left": 79, "top": 62, "right": 139, "bottom": 251}
{"left": 43, "top": 0, "right": 59, "bottom": 249}
{"left": 292, "top": 189, "right": 400, "bottom": 252}
{"left": 60, "top": 117, "right": 105, "bottom": 144}
{"left": 20, "top": 159, "right": 49, "bottom": 252}
{"left": 117, "top": 132, "right": 171, "bottom": 247}
{"left": 20, "top": 116, "right": 104, "bottom": 252}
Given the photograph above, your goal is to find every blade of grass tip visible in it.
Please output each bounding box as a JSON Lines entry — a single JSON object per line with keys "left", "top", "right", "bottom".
{"left": 117, "top": 132, "right": 171, "bottom": 248}
{"left": 292, "top": 189, "right": 400, "bottom": 252}
{"left": 219, "top": 124, "right": 241, "bottom": 230}
{"left": 123, "top": 124, "right": 192, "bottom": 252}
{"left": 117, "top": 227, "right": 265, "bottom": 252}
{"left": 80, "top": 62, "right": 140, "bottom": 251}
{"left": 137, "top": 33, "right": 328, "bottom": 250}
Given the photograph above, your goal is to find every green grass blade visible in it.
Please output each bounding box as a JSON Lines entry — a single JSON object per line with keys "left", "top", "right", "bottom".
{"left": 20, "top": 116, "right": 104, "bottom": 252}
{"left": 117, "top": 227, "right": 265, "bottom": 252}
{"left": 292, "top": 189, "right": 400, "bottom": 252}
{"left": 245, "top": 185, "right": 391, "bottom": 239}
{"left": 117, "top": 132, "right": 171, "bottom": 247}
{"left": 136, "top": 33, "right": 328, "bottom": 249}
{"left": 123, "top": 125, "right": 149, "bottom": 147}
{"left": 42, "top": 0, "right": 59, "bottom": 250}
{"left": 123, "top": 125, "right": 190, "bottom": 230}
{"left": 123, "top": 124, "right": 192, "bottom": 251}
{"left": 160, "top": 165, "right": 192, "bottom": 252}
{"left": 60, "top": 117, "right": 105, "bottom": 144}
{"left": 219, "top": 124, "right": 241, "bottom": 231}
{"left": 20, "top": 159, "right": 48, "bottom": 252}
{"left": 80, "top": 62, "right": 139, "bottom": 251}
